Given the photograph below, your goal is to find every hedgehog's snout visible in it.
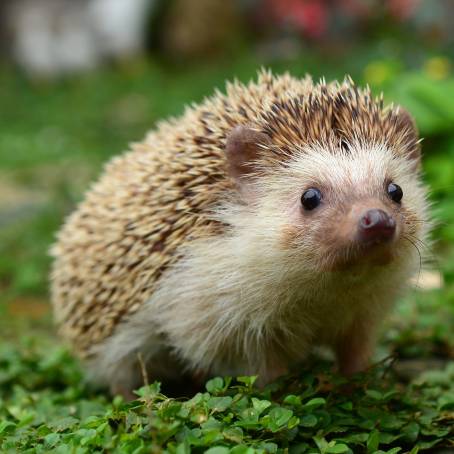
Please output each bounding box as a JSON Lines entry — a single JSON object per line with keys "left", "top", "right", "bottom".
{"left": 357, "top": 209, "right": 396, "bottom": 245}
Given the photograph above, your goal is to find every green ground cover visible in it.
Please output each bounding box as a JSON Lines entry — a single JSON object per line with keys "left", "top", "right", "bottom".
{"left": 0, "top": 50, "right": 453, "bottom": 452}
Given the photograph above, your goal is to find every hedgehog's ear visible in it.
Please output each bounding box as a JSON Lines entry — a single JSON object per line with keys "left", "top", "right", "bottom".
{"left": 396, "top": 108, "right": 421, "bottom": 169}
{"left": 225, "top": 125, "right": 271, "bottom": 181}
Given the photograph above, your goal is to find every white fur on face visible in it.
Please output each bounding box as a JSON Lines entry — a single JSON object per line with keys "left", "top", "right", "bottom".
{"left": 249, "top": 141, "right": 429, "bottom": 270}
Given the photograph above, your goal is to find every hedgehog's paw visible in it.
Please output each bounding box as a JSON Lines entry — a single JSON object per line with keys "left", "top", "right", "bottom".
{"left": 335, "top": 320, "right": 376, "bottom": 376}
{"left": 255, "top": 360, "right": 289, "bottom": 387}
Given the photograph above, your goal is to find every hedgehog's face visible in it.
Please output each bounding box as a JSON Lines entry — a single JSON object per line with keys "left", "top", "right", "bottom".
{"left": 272, "top": 143, "right": 428, "bottom": 272}
{"left": 225, "top": 125, "right": 428, "bottom": 275}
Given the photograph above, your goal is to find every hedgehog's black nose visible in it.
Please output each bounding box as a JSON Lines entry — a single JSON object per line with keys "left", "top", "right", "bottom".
{"left": 358, "top": 209, "right": 396, "bottom": 244}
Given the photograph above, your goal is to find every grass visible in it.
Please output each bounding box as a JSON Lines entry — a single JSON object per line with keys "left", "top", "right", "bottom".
{"left": 0, "top": 340, "right": 452, "bottom": 453}
{"left": 0, "top": 49, "right": 453, "bottom": 452}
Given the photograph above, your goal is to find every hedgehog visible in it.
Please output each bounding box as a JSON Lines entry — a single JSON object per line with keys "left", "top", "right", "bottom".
{"left": 50, "top": 70, "right": 430, "bottom": 397}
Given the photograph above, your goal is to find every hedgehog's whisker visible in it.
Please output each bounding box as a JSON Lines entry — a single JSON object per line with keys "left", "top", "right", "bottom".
{"left": 404, "top": 233, "right": 433, "bottom": 259}
{"left": 403, "top": 233, "right": 430, "bottom": 250}
{"left": 403, "top": 232, "right": 439, "bottom": 269}
{"left": 401, "top": 235, "right": 423, "bottom": 288}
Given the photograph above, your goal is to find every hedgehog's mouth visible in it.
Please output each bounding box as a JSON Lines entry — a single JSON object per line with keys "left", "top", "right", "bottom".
{"left": 322, "top": 240, "right": 397, "bottom": 272}
{"left": 352, "top": 241, "right": 396, "bottom": 266}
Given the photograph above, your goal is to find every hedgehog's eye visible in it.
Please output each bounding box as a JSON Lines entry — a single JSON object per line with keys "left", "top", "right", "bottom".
{"left": 387, "top": 182, "right": 403, "bottom": 203}
{"left": 301, "top": 188, "right": 322, "bottom": 210}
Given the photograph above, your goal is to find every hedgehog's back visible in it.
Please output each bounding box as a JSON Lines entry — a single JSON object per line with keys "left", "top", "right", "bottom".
{"left": 50, "top": 132, "right": 226, "bottom": 355}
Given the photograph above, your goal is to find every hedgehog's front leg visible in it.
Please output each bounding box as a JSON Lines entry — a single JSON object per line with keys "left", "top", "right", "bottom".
{"left": 334, "top": 317, "right": 377, "bottom": 376}
{"left": 257, "top": 362, "right": 289, "bottom": 387}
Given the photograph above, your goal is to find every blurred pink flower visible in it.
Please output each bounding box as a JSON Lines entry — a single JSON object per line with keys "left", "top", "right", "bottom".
{"left": 387, "top": 0, "right": 420, "bottom": 20}
{"left": 262, "top": 0, "right": 421, "bottom": 40}
{"left": 265, "top": 0, "right": 328, "bottom": 38}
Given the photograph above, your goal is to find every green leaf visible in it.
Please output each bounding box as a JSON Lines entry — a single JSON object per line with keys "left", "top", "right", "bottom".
{"left": 402, "top": 422, "right": 420, "bottom": 443}
{"left": 206, "top": 377, "right": 224, "bottom": 394}
{"left": 237, "top": 376, "right": 257, "bottom": 388}
{"left": 223, "top": 427, "right": 243, "bottom": 444}
{"left": 365, "top": 390, "right": 383, "bottom": 400}
{"left": 44, "top": 433, "right": 60, "bottom": 448}
{"left": 283, "top": 395, "right": 302, "bottom": 406}
{"left": 313, "top": 436, "right": 329, "bottom": 454}
{"left": 326, "top": 443, "right": 350, "bottom": 453}
{"left": 0, "top": 420, "right": 16, "bottom": 435}
{"left": 251, "top": 398, "right": 271, "bottom": 415}
{"left": 385, "top": 448, "right": 402, "bottom": 454}
{"left": 300, "top": 414, "right": 318, "bottom": 427}
{"left": 367, "top": 429, "right": 380, "bottom": 453}
{"left": 303, "top": 398, "right": 326, "bottom": 409}
{"left": 205, "top": 447, "right": 230, "bottom": 454}
{"left": 207, "top": 396, "right": 233, "bottom": 412}
{"left": 266, "top": 407, "right": 294, "bottom": 432}
{"left": 339, "top": 402, "right": 353, "bottom": 411}
{"left": 47, "top": 416, "right": 80, "bottom": 431}
{"left": 231, "top": 446, "right": 255, "bottom": 454}
{"left": 288, "top": 416, "right": 300, "bottom": 429}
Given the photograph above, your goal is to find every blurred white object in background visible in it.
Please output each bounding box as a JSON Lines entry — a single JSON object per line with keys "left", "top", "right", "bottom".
{"left": 89, "top": 0, "right": 153, "bottom": 57}
{"left": 6, "top": 0, "right": 155, "bottom": 77}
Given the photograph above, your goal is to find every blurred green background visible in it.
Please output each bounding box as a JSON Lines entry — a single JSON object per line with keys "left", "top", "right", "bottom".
{"left": 1, "top": 0, "right": 453, "bottom": 346}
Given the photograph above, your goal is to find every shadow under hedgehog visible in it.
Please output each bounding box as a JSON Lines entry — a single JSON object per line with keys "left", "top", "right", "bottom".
{"left": 50, "top": 70, "right": 430, "bottom": 398}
